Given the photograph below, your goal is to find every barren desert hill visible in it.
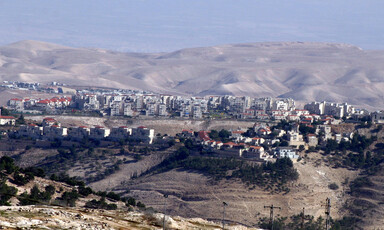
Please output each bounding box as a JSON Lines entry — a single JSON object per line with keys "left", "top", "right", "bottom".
{"left": 1, "top": 40, "right": 384, "bottom": 108}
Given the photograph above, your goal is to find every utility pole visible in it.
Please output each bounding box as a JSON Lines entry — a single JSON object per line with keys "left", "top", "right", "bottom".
{"left": 324, "top": 198, "right": 331, "bottom": 230}
{"left": 264, "top": 204, "right": 281, "bottom": 230}
{"left": 301, "top": 207, "right": 311, "bottom": 230}
{"left": 222, "top": 202, "right": 228, "bottom": 230}
{"left": 163, "top": 194, "right": 168, "bottom": 230}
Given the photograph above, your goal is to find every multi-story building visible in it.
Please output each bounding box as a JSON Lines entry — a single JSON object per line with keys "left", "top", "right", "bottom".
{"left": 274, "top": 147, "right": 299, "bottom": 159}
{"left": 89, "top": 126, "right": 110, "bottom": 140}
{"left": 68, "top": 126, "right": 90, "bottom": 141}
{"left": 43, "top": 125, "right": 67, "bottom": 140}
{"left": 158, "top": 103, "right": 168, "bottom": 116}
{"left": 192, "top": 105, "right": 202, "bottom": 119}
{"left": 131, "top": 126, "right": 155, "bottom": 144}
{"left": 109, "top": 126, "right": 132, "bottom": 141}
{"left": 372, "top": 111, "right": 384, "bottom": 124}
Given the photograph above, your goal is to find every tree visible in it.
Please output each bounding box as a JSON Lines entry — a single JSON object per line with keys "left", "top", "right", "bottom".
{"left": 0, "top": 181, "right": 17, "bottom": 205}
{"left": 328, "top": 183, "right": 339, "bottom": 190}
{"left": 0, "top": 156, "right": 18, "bottom": 174}
{"left": 126, "top": 197, "right": 136, "bottom": 206}
{"left": 209, "top": 130, "right": 219, "bottom": 140}
{"left": 0, "top": 107, "right": 10, "bottom": 116}
{"left": 61, "top": 189, "right": 79, "bottom": 207}
{"left": 16, "top": 113, "right": 25, "bottom": 125}
{"left": 184, "top": 139, "right": 194, "bottom": 149}
{"left": 218, "top": 129, "right": 231, "bottom": 139}
{"left": 137, "top": 201, "right": 146, "bottom": 209}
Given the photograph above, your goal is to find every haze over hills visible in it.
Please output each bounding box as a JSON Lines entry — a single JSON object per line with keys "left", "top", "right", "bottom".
{"left": 1, "top": 40, "right": 384, "bottom": 109}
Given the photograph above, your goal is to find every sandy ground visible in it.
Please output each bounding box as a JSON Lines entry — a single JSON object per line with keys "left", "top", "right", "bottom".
{"left": 26, "top": 115, "right": 257, "bottom": 135}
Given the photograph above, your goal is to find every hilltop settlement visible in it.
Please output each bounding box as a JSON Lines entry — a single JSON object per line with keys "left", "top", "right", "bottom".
{"left": 0, "top": 81, "right": 384, "bottom": 229}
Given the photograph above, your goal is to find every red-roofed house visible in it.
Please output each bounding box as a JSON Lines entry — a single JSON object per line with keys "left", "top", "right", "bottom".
{"left": 198, "top": 131, "right": 210, "bottom": 141}
{"left": 223, "top": 142, "right": 238, "bottom": 148}
{"left": 251, "top": 137, "right": 265, "bottom": 145}
{"left": 42, "top": 117, "right": 59, "bottom": 127}
{"left": 249, "top": 146, "right": 265, "bottom": 154}
{"left": 257, "top": 127, "right": 271, "bottom": 136}
{"left": 181, "top": 129, "right": 194, "bottom": 138}
{"left": 8, "top": 98, "right": 24, "bottom": 110}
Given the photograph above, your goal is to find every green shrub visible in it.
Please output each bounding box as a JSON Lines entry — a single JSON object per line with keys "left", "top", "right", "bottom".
{"left": 85, "top": 197, "right": 117, "bottom": 210}
{"left": 78, "top": 186, "right": 93, "bottom": 197}
{"left": 328, "top": 183, "right": 339, "bottom": 190}
{"left": 0, "top": 156, "right": 18, "bottom": 174}
{"left": 60, "top": 189, "right": 79, "bottom": 207}
{"left": 13, "top": 172, "right": 34, "bottom": 186}
{"left": 0, "top": 181, "right": 18, "bottom": 205}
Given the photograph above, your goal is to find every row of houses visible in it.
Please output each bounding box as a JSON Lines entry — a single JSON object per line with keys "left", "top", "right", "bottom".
{"left": 190, "top": 128, "right": 299, "bottom": 161}
{"left": 8, "top": 97, "right": 72, "bottom": 111}
{"left": 16, "top": 118, "right": 155, "bottom": 144}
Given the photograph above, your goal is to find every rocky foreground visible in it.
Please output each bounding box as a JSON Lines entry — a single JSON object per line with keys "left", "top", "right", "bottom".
{"left": 0, "top": 205, "right": 258, "bottom": 230}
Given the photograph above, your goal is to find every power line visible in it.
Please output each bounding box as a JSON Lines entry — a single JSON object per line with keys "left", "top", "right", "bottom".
{"left": 264, "top": 204, "right": 281, "bottom": 230}
{"left": 321, "top": 197, "right": 331, "bottom": 230}
{"left": 300, "top": 207, "right": 311, "bottom": 230}
{"left": 222, "top": 201, "right": 228, "bottom": 230}
{"left": 163, "top": 194, "right": 168, "bottom": 230}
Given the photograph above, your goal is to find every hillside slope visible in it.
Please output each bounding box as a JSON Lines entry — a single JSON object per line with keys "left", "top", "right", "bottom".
{"left": 115, "top": 153, "right": 358, "bottom": 227}
{"left": 1, "top": 40, "right": 384, "bottom": 108}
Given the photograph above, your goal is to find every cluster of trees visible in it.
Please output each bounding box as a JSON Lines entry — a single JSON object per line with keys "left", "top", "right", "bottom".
{"left": 0, "top": 156, "right": 148, "bottom": 211}
{"left": 183, "top": 157, "right": 298, "bottom": 191}
{"left": 0, "top": 179, "right": 18, "bottom": 205}
{"left": 154, "top": 147, "right": 298, "bottom": 191}
{"left": 324, "top": 134, "right": 376, "bottom": 155}
{"left": 299, "top": 125, "right": 316, "bottom": 136}
{"left": 42, "top": 146, "right": 123, "bottom": 184}
{"left": 49, "top": 172, "right": 147, "bottom": 209}
{"left": 18, "top": 185, "right": 55, "bottom": 205}
{"left": 154, "top": 147, "right": 190, "bottom": 172}
{"left": 323, "top": 134, "right": 381, "bottom": 170}
{"left": 85, "top": 197, "right": 117, "bottom": 210}
{"left": 208, "top": 129, "right": 231, "bottom": 142}
{"left": 50, "top": 173, "right": 86, "bottom": 187}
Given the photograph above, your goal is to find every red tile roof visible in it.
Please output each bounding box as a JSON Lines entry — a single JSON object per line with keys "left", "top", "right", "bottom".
{"left": 0, "top": 116, "right": 15, "bottom": 119}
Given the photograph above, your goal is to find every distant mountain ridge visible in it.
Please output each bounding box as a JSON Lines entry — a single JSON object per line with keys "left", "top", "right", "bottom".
{"left": 1, "top": 40, "right": 384, "bottom": 109}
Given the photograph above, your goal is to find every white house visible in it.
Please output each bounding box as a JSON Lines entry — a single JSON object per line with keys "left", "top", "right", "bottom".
{"left": 131, "top": 126, "right": 155, "bottom": 144}
{"left": 43, "top": 125, "right": 67, "bottom": 140}
{"left": 109, "top": 126, "right": 132, "bottom": 141}
{"left": 0, "top": 116, "right": 16, "bottom": 126}
{"left": 274, "top": 147, "right": 299, "bottom": 159}
{"left": 372, "top": 111, "right": 384, "bottom": 124}
{"left": 89, "top": 126, "right": 110, "bottom": 140}
{"left": 17, "top": 124, "right": 43, "bottom": 139}
{"left": 68, "top": 126, "right": 90, "bottom": 141}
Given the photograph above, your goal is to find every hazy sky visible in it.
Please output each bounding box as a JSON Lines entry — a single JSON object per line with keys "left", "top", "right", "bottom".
{"left": 1, "top": 0, "right": 383, "bottom": 52}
